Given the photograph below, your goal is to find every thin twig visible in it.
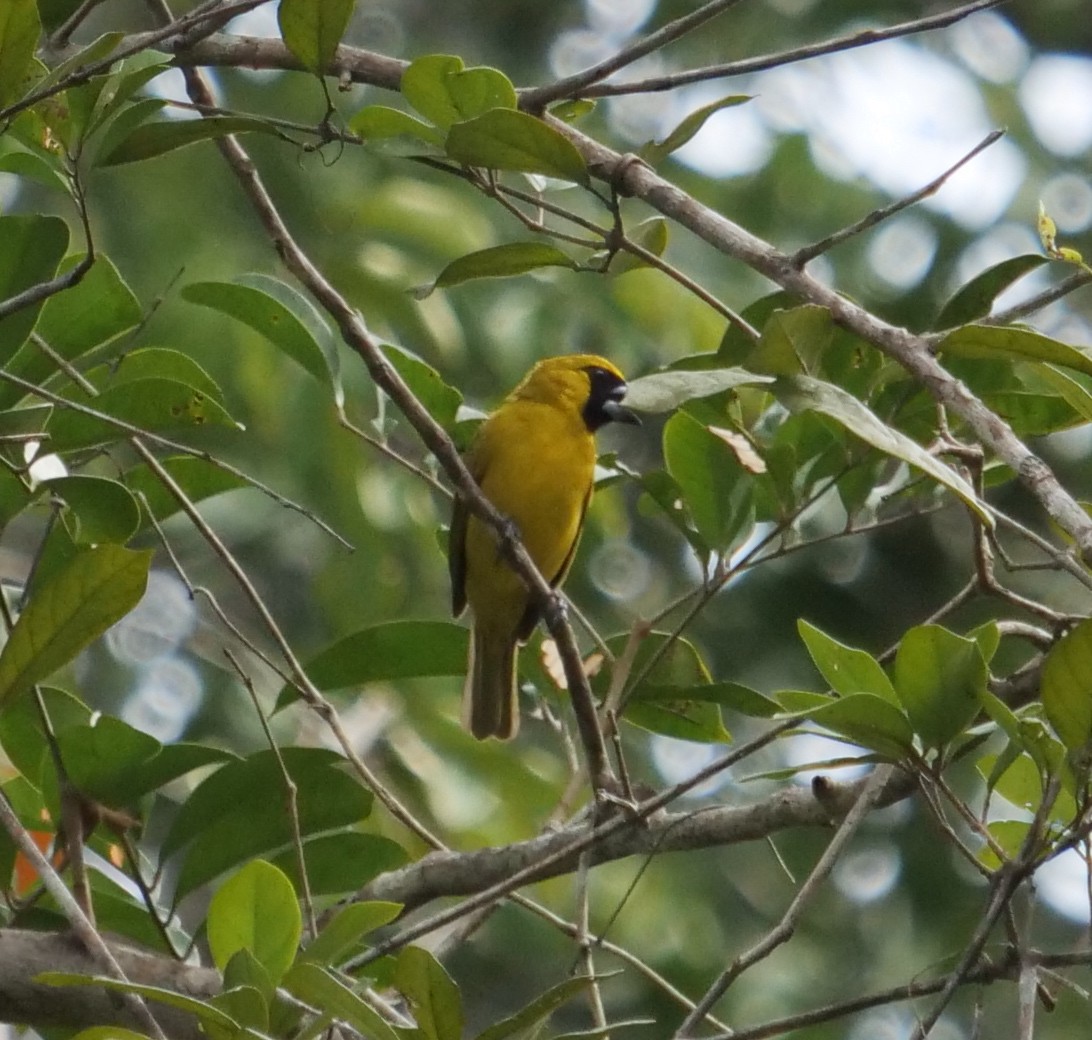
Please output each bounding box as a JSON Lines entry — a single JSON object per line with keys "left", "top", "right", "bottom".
{"left": 673, "top": 765, "right": 895, "bottom": 1037}
{"left": 226, "top": 648, "right": 319, "bottom": 941}
{"left": 793, "top": 130, "right": 1004, "bottom": 266}
{"left": 1, "top": 358, "right": 352, "bottom": 550}
{"left": 521, "top": 0, "right": 750, "bottom": 111}
{"left": 567, "top": 0, "right": 1013, "bottom": 99}
{"left": 986, "top": 268, "right": 1092, "bottom": 325}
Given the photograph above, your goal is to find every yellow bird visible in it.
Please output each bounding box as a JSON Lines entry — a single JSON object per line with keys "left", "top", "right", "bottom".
{"left": 450, "top": 355, "right": 640, "bottom": 739}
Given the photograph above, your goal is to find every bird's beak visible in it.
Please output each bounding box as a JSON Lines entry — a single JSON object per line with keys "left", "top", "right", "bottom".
{"left": 603, "top": 388, "right": 641, "bottom": 426}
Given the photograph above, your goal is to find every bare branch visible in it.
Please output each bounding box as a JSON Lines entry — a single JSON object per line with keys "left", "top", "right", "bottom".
{"left": 793, "top": 130, "right": 1005, "bottom": 266}
{"left": 673, "top": 766, "right": 896, "bottom": 1036}
{"left": 521, "top": 0, "right": 749, "bottom": 111}
{"left": 569, "top": 0, "right": 1014, "bottom": 99}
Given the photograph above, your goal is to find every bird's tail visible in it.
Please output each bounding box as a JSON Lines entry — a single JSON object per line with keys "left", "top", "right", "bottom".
{"left": 463, "top": 627, "right": 519, "bottom": 739}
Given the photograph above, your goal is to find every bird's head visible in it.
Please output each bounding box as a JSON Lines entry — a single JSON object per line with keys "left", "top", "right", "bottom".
{"left": 514, "top": 354, "right": 641, "bottom": 432}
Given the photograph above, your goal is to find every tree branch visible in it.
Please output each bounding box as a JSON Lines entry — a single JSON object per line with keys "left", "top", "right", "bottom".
{"left": 0, "top": 929, "right": 216, "bottom": 1039}
{"left": 356, "top": 768, "right": 915, "bottom": 912}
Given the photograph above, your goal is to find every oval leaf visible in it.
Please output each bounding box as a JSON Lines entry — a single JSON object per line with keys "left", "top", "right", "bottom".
{"left": 47, "top": 377, "right": 239, "bottom": 453}
{"left": 624, "top": 367, "right": 771, "bottom": 413}
{"left": 43, "top": 474, "right": 141, "bottom": 544}
{"left": 350, "top": 104, "right": 444, "bottom": 147}
{"left": 0, "top": 0, "right": 40, "bottom": 108}
{"left": 934, "top": 255, "right": 1049, "bottom": 329}
{"left": 394, "top": 946, "right": 463, "bottom": 1040}
{"left": 0, "top": 213, "right": 69, "bottom": 357}
{"left": 208, "top": 860, "right": 301, "bottom": 983}
{"left": 446, "top": 109, "right": 589, "bottom": 184}
{"left": 182, "top": 275, "right": 338, "bottom": 393}
{"left": 283, "top": 963, "right": 400, "bottom": 1040}
{"left": 798, "top": 619, "right": 898, "bottom": 703}
{"left": 642, "top": 94, "right": 752, "bottom": 165}
{"left": 1041, "top": 619, "right": 1092, "bottom": 754}
{"left": 301, "top": 901, "right": 403, "bottom": 967}
{"left": 939, "top": 323, "right": 1092, "bottom": 380}
{"left": 100, "top": 115, "right": 279, "bottom": 166}
{"left": 0, "top": 545, "right": 152, "bottom": 708}
{"left": 277, "top": 0, "right": 354, "bottom": 73}
{"left": 808, "top": 693, "right": 915, "bottom": 759}
{"left": 663, "top": 410, "right": 748, "bottom": 550}
{"left": 277, "top": 620, "right": 468, "bottom": 709}
{"left": 774, "top": 374, "right": 990, "bottom": 523}
{"left": 414, "top": 242, "right": 578, "bottom": 298}
{"left": 893, "top": 624, "right": 987, "bottom": 749}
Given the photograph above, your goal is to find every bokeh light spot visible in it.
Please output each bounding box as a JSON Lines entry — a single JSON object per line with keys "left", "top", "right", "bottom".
{"left": 1019, "top": 54, "right": 1092, "bottom": 156}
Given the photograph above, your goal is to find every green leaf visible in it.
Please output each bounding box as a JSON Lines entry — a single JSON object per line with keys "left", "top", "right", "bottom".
{"left": 663, "top": 410, "right": 748, "bottom": 550}
{"left": 208, "top": 860, "right": 301, "bottom": 984}
{"left": 446, "top": 109, "right": 589, "bottom": 184}
{"left": 382, "top": 343, "right": 463, "bottom": 427}
{"left": 0, "top": 0, "right": 40, "bottom": 108}
{"left": 939, "top": 324, "right": 1092, "bottom": 380}
{"left": 808, "top": 693, "right": 915, "bottom": 759}
{"left": 893, "top": 625, "right": 987, "bottom": 749}
{"left": 301, "top": 901, "right": 403, "bottom": 967}
{"left": 0, "top": 467, "right": 33, "bottom": 533}
{"left": 86, "top": 51, "right": 174, "bottom": 140}
{"left": 0, "top": 545, "right": 152, "bottom": 709}
{"left": 125, "top": 455, "right": 248, "bottom": 528}
{"left": 349, "top": 104, "right": 445, "bottom": 147}
{"left": 47, "top": 378, "right": 239, "bottom": 453}
{"left": 283, "top": 962, "right": 401, "bottom": 1040}
{"left": 400, "top": 54, "right": 517, "bottom": 129}
{"left": 43, "top": 475, "right": 141, "bottom": 544}
{"left": 798, "top": 620, "right": 898, "bottom": 702}
{"left": 979, "top": 819, "right": 1033, "bottom": 871}
{"left": 271, "top": 832, "right": 409, "bottom": 897}
{"left": 85, "top": 347, "right": 225, "bottom": 403}
{"left": 0, "top": 685, "right": 90, "bottom": 783}
{"left": 211, "top": 981, "right": 268, "bottom": 1034}
{"left": 934, "top": 255, "right": 1049, "bottom": 329}
{"left": 414, "top": 242, "right": 579, "bottom": 298}
{"left": 161, "top": 748, "right": 374, "bottom": 904}
{"left": 56, "top": 717, "right": 235, "bottom": 808}
{"left": 0, "top": 213, "right": 70, "bottom": 356}
{"left": 624, "top": 367, "right": 771, "bottom": 413}
{"left": 625, "top": 686, "right": 732, "bottom": 743}
{"left": 0, "top": 136, "right": 70, "bottom": 193}
{"left": 34, "top": 253, "right": 142, "bottom": 356}
{"left": 38, "top": 974, "right": 243, "bottom": 1036}
{"left": 99, "top": 115, "right": 280, "bottom": 166}
{"left": 1041, "top": 619, "right": 1092, "bottom": 754}
{"left": 749, "top": 305, "right": 834, "bottom": 376}
{"left": 0, "top": 253, "right": 143, "bottom": 411}
{"left": 182, "top": 275, "right": 339, "bottom": 394}
{"left": 476, "top": 975, "right": 605, "bottom": 1040}
{"left": 402, "top": 54, "right": 468, "bottom": 129}
{"left": 447, "top": 65, "right": 518, "bottom": 118}
{"left": 277, "top": 0, "right": 354, "bottom": 73}
{"left": 606, "top": 216, "right": 670, "bottom": 276}
{"left": 549, "top": 98, "right": 595, "bottom": 122}
{"left": 718, "top": 291, "right": 797, "bottom": 366}
{"left": 278, "top": 620, "right": 468, "bottom": 709}
{"left": 394, "top": 946, "right": 463, "bottom": 1040}
{"left": 773, "top": 374, "right": 990, "bottom": 523}
{"left": 33, "top": 31, "right": 124, "bottom": 94}
{"left": 602, "top": 632, "right": 735, "bottom": 741}
{"left": 642, "top": 94, "right": 752, "bottom": 165}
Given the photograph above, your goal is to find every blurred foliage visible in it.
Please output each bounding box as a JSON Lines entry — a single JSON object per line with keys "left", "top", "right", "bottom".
{"left": 1, "top": 0, "right": 1092, "bottom": 1038}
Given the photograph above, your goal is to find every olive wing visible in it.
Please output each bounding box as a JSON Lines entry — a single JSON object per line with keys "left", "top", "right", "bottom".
{"left": 514, "top": 482, "right": 592, "bottom": 642}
